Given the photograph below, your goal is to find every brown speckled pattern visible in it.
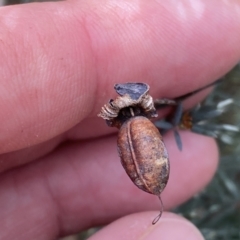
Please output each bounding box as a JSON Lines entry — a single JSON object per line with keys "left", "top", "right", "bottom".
{"left": 117, "top": 116, "right": 170, "bottom": 195}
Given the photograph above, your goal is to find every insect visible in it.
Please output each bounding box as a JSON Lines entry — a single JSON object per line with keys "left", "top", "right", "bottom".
{"left": 98, "top": 81, "right": 221, "bottom": 224}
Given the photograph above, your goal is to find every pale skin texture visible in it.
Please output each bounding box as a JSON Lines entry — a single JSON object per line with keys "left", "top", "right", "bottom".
{"left": 0, "top": 0, "right": 240, "bottom": 239}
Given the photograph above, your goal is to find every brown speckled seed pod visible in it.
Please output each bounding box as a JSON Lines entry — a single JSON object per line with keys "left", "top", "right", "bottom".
{"left": 117, "top": 116, "right": 169, "bottom": 195}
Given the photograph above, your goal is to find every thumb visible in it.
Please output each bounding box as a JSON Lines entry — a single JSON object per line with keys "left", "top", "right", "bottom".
{"left": 88, "top": 211, "right": 204, "bottom": 240}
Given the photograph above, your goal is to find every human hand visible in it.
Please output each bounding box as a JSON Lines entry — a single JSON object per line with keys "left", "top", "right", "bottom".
{"left": 0, "top": 1, "right": 240, "bottom": 239}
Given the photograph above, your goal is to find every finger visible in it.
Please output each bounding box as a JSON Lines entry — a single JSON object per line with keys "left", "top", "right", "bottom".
{"left": 0, "top": 131, "right": 218, "bottom": 238}
{"left": 0, "top": 0, "right": 240, "bottom": 152}
{"left": 0, "top": 135, "right": 62, "bottom": 173}
{"left": 88, "top": 212, "right": 204, "bottom": 240}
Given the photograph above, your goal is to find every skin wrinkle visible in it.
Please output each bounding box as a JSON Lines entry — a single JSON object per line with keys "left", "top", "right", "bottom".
{"left": 188, "top": 0, "right": 205, "bottom": 19}
{"left": 21, "top": 164, "right": 60, "bottom": 238}
{"left": 0, "top": 136, "right": 62, "bottom": 173}
{"left": 106, "top": 0, "right": 141, "bottom": 20}
{"left": 40, "top": 166, "right": 62, "bottom": 238}
{"left": 0, "top": 174, "right": 18, "bottom": 217}
{"left": 84, "top": 3, "right": 144, "bottom": 81}
{"left": 82, "top": 11, "right": 118, "bottom": 102}
{"left": 177, "top": 2, "right": 188, "bottom": 21}
{"left": 41, "top": 145, "right": 93, "bottom": 234}
{"left": 0, "top": 169, "right": 56, "bottom": 239}
{"left": 0, "top": 2, "right": 96, "bottom": 153}
{"left": 80, "top": 13, "right": 100, "bottom": 117}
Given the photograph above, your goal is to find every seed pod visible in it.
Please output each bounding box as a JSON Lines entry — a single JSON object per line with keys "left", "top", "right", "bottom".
{"left": 98, "top": 83, "right": 170, "bottom": 224}
{"left": 117, "top": 116, "right": 170, "bottom": 195}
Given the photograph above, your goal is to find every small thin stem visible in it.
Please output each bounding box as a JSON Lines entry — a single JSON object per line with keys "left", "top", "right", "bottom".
{"left": 154, "top": 79, "right": 222, "bottom": 110}
{"left": 130, "top": 107, "right": 135, "bottom": 117}
{"left": 174, "top": 79, "right": 223, "bottom": 103}
{"left": 152, "top": 195, "right": 164, "bottom": 225}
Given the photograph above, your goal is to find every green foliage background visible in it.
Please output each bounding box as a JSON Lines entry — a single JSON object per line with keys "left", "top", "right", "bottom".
{"left": 174, "top": 65, "right": 240, "bottom": 240}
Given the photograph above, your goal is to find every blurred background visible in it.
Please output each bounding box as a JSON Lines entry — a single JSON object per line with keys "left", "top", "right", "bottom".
{"left": 174, "top": 64, "right": 240, "bottom": 240}
{"left": 1, "top": 1, "right": 240, "bottom": 239}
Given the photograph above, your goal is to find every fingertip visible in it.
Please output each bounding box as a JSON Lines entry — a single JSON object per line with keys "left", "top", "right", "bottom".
{"left": 142, "top": 212, "right": 204, "bottom": 240}
{"left": 89, "top": 212, "right": 204, "bottom": 240}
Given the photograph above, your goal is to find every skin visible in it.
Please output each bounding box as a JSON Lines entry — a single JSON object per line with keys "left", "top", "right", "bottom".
{"left": 0, "top": 0, "right": 239, "bottom": 239}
